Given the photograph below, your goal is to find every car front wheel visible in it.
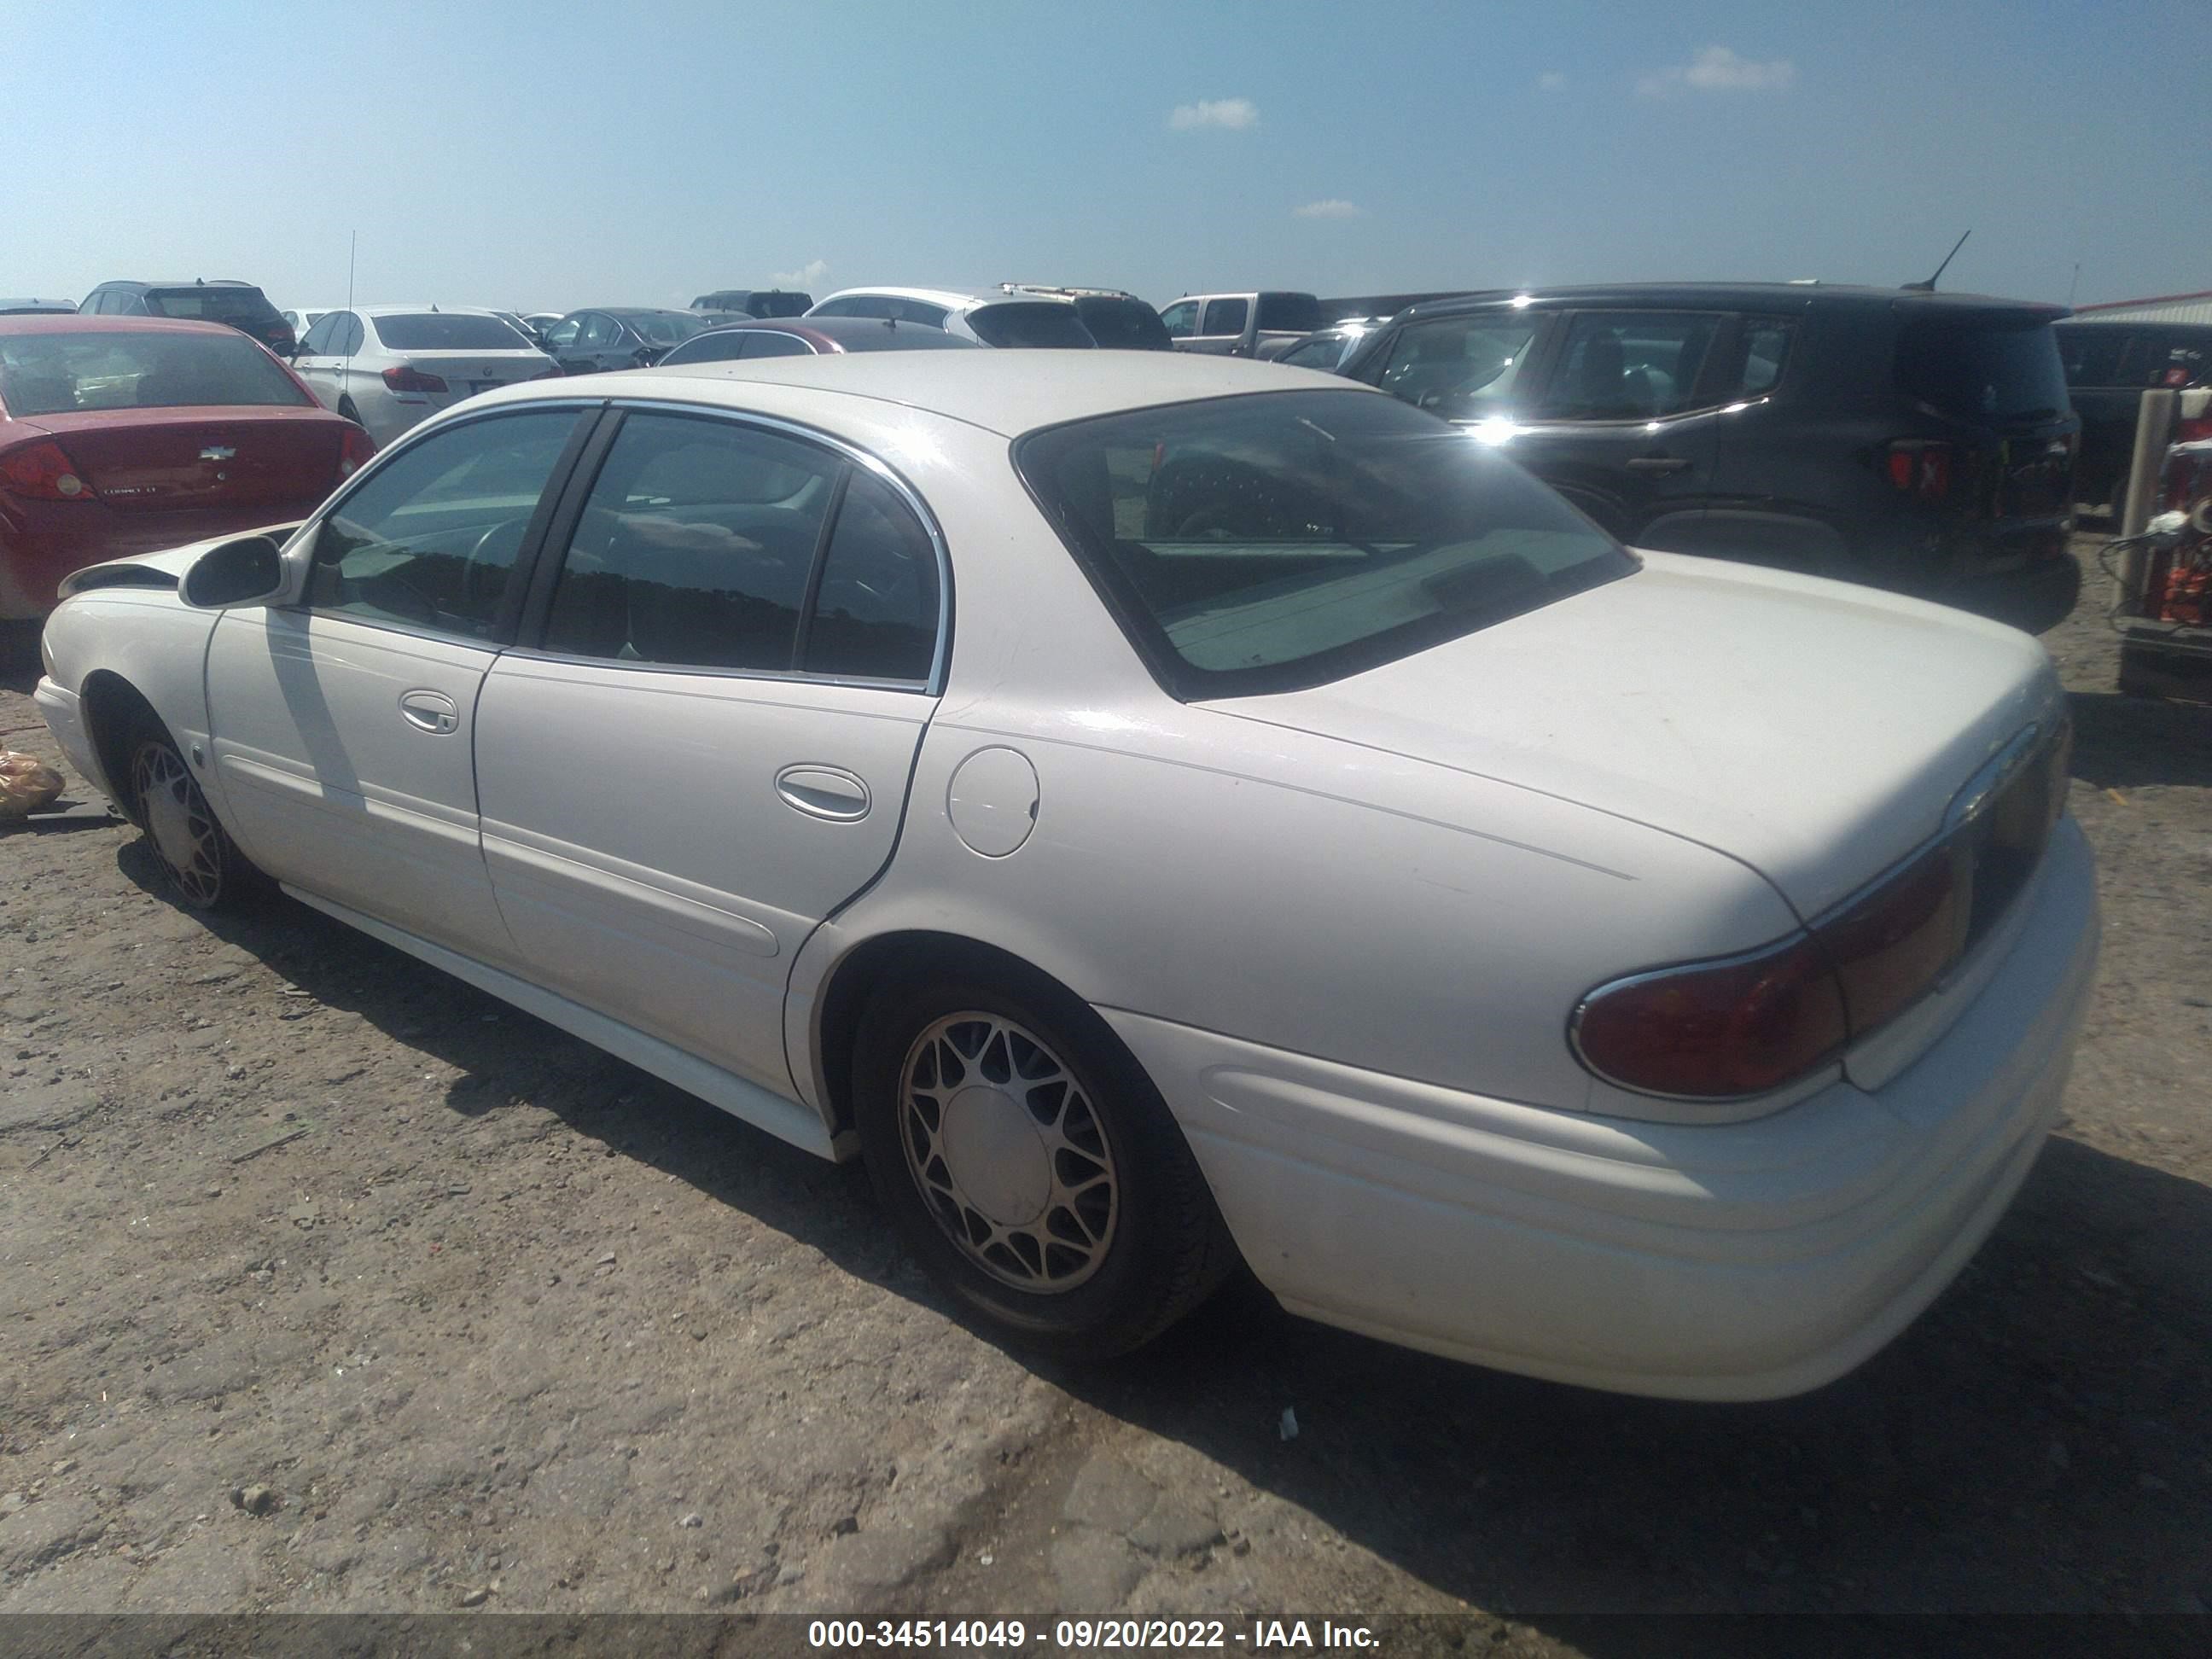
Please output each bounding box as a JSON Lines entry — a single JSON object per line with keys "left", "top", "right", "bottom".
{"left": 127, "top": 722, "right": 263, "bottom": 911}
{"left": 853, "top": 972, "right": 1234, "bottom": 1358}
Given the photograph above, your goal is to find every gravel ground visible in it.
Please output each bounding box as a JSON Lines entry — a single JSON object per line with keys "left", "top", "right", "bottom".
{"left": 2, "top": 538, "right": 2208, "bottom": 1642}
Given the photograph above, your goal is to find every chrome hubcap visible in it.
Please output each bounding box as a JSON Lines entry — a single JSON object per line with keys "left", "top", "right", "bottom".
{"left": 132, "top": 742, "right": 222, "bottom": 906}
{"left": 899, "top": 1013, "right": 1119, "bottom": 1292}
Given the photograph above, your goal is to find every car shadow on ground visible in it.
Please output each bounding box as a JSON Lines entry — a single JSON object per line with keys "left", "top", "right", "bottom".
{"left": 2068, "top": 689, "right": 2212, "bottom": 790}
{"left": 119, "top": 841, "right": 2212, "bottom": 1623}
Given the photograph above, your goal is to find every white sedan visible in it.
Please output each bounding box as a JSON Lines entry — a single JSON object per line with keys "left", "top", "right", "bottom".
{"left": 31, "top": 353, "right": 2098, "bottom": 1400}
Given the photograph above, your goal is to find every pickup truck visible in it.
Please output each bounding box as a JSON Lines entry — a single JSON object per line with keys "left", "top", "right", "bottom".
{"left": 1158, "top": 291, "right": 1325, "bottom": 358}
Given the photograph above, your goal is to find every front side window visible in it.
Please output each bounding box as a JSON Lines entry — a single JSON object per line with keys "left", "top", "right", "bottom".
{"left": 1376, "top": 317, "right": 1539, "bottom": 418}
{"left": 579, "top": 314, "right": 621, "bottom": 349}
{"left": 1539, "top": 311, "right": 1724, "bottom": 420}
{"left": 810, "top": 295, "right": 868, "bottom": 318}
{"left": 1017, "top": 389, "right": 1632, "bottom": 698}
{"left": 544, "top": 317, "right": 581, "bottom": 349}
{"left": 305, "top": 410, "right": 579, "bottom": 637}
{"left": 1199, "top": 297, "right": 1249, "bottom": 337}
{"left": 542, "top": 413, "right": 841, "bottom": 672}
{"left": 332, "top": 313, "right": 365, "bottom": 357}
{"left": 0, "top": 329, "right": 313, "bottom": 416}
{"left": 300, "top": 313, "right": 343, "bottom": 354}
{"left": 1159, "top": 300, "right": 1198, "bottom": 338}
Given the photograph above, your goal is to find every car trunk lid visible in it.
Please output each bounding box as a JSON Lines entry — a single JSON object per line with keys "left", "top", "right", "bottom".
{"left": 1202, "top": 551, "right": 2064, "bottom": 920}
{"left": 20, "top": 407, "right": 347, "bottom": 512}
{"left": 402, "top": 351, "right": 554, "bottom": 403}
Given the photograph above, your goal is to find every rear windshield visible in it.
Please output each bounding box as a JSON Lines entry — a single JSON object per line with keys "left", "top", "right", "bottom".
{"left": 631, "top": 312, "right": 704, "bottom": 346}
{"left": 144, "top": 287, "right": 278, "bottom": 323}
{"left": 0, "top": 329, "right": 312, "bottom": 416}
{"left": 660, "top": 330, "right": 753, "bottom": 365}
{"left": 1256, "top": 294, "right": 1325, "bottom": 333}
{"left": 1016, "top": 389, "right": 1633, "bottom": 698}
{"left": 1897, "top": 317, "right": 2069, "bottom": 422}
{"left": 372, "top": 313, "right": 534, "bottom": 351}
{"left": 1074, "top": 297, "right": 1172, "bottom": 351}
{"left": 967, "top": 302, "right": 1097, "bottom": 349}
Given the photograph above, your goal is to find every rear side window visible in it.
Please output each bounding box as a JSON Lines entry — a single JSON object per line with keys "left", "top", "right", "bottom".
{"left": 0, "top": 329, "right": 312, "bottom": 416}
{"left": 373, "top": 313, "right": 534, "bottom": 351}
{"left": 803, "top": 471, "right": 940, "bottom": 681}
{"left": 1376, "top": 317, "right": 1538, "bottom": 418}
{"left": 967, "top": 302, "right": 1094, "bottom": 349}
{"left": 544, "top": 414, "right": 840, "bottom": 671}
{"left": 144, "top": 287, "right": 277, "bottom": 324}
{"left": 1734, "top": 320, "right": 1795, "bottom": 397}
{"left": 1897, "top": 317, "right": 2068, "bottom": 421}
{"left": 1255, "top": 294, "right": 1324, "bottom": 333}
{"left": 751, "top": 293, "right": 812, "bottom": 317}
{"left": 1540, "top": 311, "right": 1723, "bottom": 420}
{"left": 1200, "top": 298, "right": 1249, "bottom": 337}
{"left": 1074, "top": 297, "right": 1171, "bottom": 350}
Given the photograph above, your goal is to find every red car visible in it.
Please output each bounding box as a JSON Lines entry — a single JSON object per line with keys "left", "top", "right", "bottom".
{"left": 0, "top": 316, "right": 372, "bottom": 619}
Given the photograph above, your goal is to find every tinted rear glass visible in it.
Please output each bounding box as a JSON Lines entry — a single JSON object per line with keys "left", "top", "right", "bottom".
{"left": 1016, "top": 389, "right": 1632, "bottom": 698}
{"left": 373, "top": 313, "right": 534, "bottom": 351}
{"left": 967, "top": 302, "right": 1096, "bottom": 349}
{"left": 1255, "top": 294, "right": 1324, "bottom": 333}
{"left": 145, "top": 287, "right": 277, "bottom": 323}
{"left": 658, "top": 330, "right": 752, "bottom": 365}
{"left": 1073, "top": 297, "right": 1172, "bottom": 350}
{"left": 0, "top": 329, "right": 312, "bottom": 415}
{"left": 1897, "top": 317, "right": 2069, "bottom": 422}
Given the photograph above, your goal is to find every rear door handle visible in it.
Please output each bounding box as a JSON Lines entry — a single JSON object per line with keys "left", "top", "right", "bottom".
{"left": 1627, "top": 455, "right": 1693, "bottom": 474}
{"left": 398, "top": 689, "right": 459, "bottom": 734}
{"left": 776, "top": 765, "right": 871, "bottom": 822}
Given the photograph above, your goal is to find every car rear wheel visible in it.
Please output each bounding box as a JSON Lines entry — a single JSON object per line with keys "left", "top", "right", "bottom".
{"left": 125, "top": 719, "right": 264, "bottom": 911}
{"left": 853, "top": 971, "right": 1234, "bottom": 1358}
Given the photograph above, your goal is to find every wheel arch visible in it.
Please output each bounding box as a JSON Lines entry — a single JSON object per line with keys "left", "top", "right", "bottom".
{"left": 78, "top": 668, "right": 164, "bottom": 818}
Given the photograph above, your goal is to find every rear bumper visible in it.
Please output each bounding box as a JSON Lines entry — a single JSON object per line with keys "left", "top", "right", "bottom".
{"left": 1105, "top": 817, "right": 2099, "bottom": 1400}
{"left": 1930, "top": 545, "right": 2082, "bottom": 633}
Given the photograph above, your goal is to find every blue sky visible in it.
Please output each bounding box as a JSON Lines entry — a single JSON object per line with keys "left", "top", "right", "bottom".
{"left": 7, "top": 0, "right": 2206, "bottom": 316}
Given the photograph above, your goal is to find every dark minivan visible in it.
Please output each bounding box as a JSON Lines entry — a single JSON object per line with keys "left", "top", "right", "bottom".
{"left": 2054, "top": 317, "right": 2212, "bottom": 510}
{"left": 79, "top": 280, "right": 295, "bottom": 356}
{"left": 1336, "top": 283, "right": 2081, "bottom": 632}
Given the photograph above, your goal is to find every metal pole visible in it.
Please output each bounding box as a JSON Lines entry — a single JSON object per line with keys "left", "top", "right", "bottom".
{"left": 2116, "top": 387, "right": 2179, "bottom": 610}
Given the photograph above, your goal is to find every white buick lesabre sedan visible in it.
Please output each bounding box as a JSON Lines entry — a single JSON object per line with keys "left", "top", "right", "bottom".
{"left": 32, "top": 353, "right": 2098, "bottom": 1400}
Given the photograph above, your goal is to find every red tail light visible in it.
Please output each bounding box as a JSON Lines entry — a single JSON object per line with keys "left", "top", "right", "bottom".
{"left": 2176, "top": 416, "right": 2212, "bottom": 445}
{"left": 1571, "top": 934, "right": 1848, "bottom": 1100}
{"left": 0, "top": 439, "right": 94, "bottom": 502}
{"left": 1885, "top": 440, "right": 1952, "bottom": 502}
{"left": 1813, "top": 842, "right": 1967, "bottom": 1035}
{"left": 337, "top": 423, "right": 376, "bottom": 482}
{"left": 382, "top": 365, "right": 448, "bottom": 394}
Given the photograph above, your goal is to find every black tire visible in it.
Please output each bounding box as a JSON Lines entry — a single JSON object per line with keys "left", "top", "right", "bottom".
{"left": 123, "top": 715, "right": 266, "bottom": 911}
{"left": 853, "top": 970, "right": 1236, "bottom": 1359}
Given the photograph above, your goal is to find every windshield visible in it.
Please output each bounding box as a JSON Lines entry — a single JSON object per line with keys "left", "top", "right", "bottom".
{"left": 373, "top": 313, "right": 535, "bottom": 351}
{"left": 0, "top": 329, "right": 313, "bottom": 415}
{"left": 968, "top": 302, "right": 1097, "bottom": 349}
{"left": 1016, "top": 389, "right": 1632, "bottom": 698}
{"left": 630, "top": 312, "right": 705, "bottom": 346}
{"left": 144, "top": 287, "right": 277, "bottom": 323}
{"left": 1073, "top": 297, "right": 1172, "bottom": 350}
{"left": 1897, "top": 317, "right": 2069, "bottom": 422}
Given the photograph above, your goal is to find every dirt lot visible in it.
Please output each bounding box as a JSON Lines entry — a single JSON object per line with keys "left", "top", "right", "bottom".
{"left": 2, "top": 538, "right": 2208, "bottom": 1642}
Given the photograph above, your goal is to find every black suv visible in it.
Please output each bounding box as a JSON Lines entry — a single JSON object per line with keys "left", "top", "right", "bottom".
{"left": 1336, "top": 283, "right": 2081, "bottom": 632}
{"left": 79, "top": 279, "right": 294, "bottom": 354}
{"left": 689, "top": 288, "right": 812, "bottom": 318}
{"left": 2054, "top": 317, "right": 2212, "bottom": 509}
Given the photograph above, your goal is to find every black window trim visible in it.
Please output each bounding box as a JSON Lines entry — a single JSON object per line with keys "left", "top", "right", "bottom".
{"left": 283, "top": 399, "right": 607, "bottom": 651}
{"left": 506, "top": 399, "right": 954, "bottom": 696}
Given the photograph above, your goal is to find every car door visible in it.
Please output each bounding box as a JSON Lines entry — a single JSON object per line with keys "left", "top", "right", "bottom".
{"left": 579, "top": 312, "right": 628, "bottom": 373}
{"left": 1499, "top": 309, "right": 1730, "bottom": 547}
{"left": 541, "top": 315, "right": 585, "bottom": 373}
{"left": 290, "top": 311, "right": 346, "bottom": 410}
{"left": 203, "top": 405, "right": 592, "bottom": 958}
{"left": 1187, "top": 296, "right": 1251, "bottom": 355}
{"left": 473, "top": 406, "right": 944, "bottom": 1093}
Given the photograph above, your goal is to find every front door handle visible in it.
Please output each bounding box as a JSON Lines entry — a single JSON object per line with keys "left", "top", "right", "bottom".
{"left": 1626, "top": 455, "right": 1693, "bottom": 474}
{"left": 398, "top": 689, "right": 459, "bottom": 734}
{"left": 776, "top": 765, "right": 870, "bottom": 822}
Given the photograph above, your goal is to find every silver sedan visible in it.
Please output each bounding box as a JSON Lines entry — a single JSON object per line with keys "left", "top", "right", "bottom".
{"left": 290, "top": 306, "right": 556, "bottom": 446}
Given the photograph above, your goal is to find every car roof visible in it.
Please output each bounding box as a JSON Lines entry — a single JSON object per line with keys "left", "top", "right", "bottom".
{"left": 352, "top": 305, "right": 505, "bottom": 317}
{"left": 814, "top": 286, "right": 1079, "bottom": 314}
{"left": 496, "top": 348, "right": 1371, "bottom": 436}
{"left": 102, "top": 279, "right": 262, "bottom": 291}
{"left": 1393, "top": 282, "right": 2069, "bottom": 318}
{"left": 0, "top": 315, "right": 242, "bottom": 337}
{"left": 591, "top": 306, "right": 696, "bottom": 318}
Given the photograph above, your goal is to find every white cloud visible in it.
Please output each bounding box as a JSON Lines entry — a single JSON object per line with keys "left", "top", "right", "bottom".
{"left": 1638, "top": 45, "right": 1796, "bottom": 98}
{"left": 1292, "top": 199, "right": 1362, "bottom": 220}
{"left": 771, "top": 259, "right": 828, "bottom": 288}
{"left": 1537, "top": 71, "right": 1567, "bottom": 91}
{"left": 1168, "top": 97, "right": 1259, "bottom": 131}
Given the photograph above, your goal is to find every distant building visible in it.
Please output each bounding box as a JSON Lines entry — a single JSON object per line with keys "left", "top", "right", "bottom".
{"left": 2070, "top": 289, "right": 2212, "bottom": 326}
